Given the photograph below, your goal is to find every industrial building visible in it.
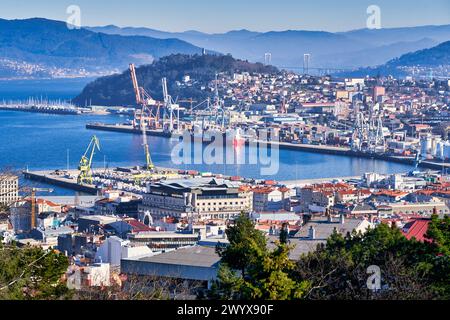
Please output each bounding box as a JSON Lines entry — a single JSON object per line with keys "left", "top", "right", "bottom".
{"left": 121, "top": 245, "right": 220, "bottom": 289}
{"left": 128, "top": 231, "right": 201, "bottom": 251}
{"left": 140, "top": 178, "right": 253, "bottom": 221}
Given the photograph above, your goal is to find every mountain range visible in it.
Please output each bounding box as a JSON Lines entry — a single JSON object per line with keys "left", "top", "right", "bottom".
{"left": 88, "top": 24, "right": 450, "bottom": 69}
{"left": 0, "top": 18, "right": 449, "bottom": 79}
{"left": 0, "top": 18, "right": 206, "bottom": 79}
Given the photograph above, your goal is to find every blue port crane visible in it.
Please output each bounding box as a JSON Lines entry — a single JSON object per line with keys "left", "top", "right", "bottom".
{"left": 78, "top": 135, "right": 100, "bottom": 185}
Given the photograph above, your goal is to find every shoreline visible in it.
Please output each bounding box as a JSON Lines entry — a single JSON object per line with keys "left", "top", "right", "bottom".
{"left": 21, "top": 169, "right": 366, "bottom": 195}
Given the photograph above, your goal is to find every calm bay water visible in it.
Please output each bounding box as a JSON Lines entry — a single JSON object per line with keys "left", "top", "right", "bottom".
{"left": 0, "top": 111, "right": 414, "bottom": 195}
{"left": 0, "top": 80, "right": 413, "bottom": 195}
{"left": 0, "top": 79, "right": 94, "bottom": 101}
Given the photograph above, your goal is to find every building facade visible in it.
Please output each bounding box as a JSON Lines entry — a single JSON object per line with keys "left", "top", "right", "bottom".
{"left": 0, "top": 174, "right": 19, "bottom": 206}
{"left": 139, "top": 178, "right": 253, "bottom": 221}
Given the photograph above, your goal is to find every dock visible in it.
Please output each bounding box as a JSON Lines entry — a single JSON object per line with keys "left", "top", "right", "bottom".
{"left": 23, "top": 167, "right": 362, "bottom": 195}
{"left": 23, "top": 170, "right": 99, "bottom": 195}
{"left": 280, "top": 176, "right": 361, "bottom": 188}
{"left": 86, "top": 122, "right": 450, "bottom": 170}
{"left": 86, "top": 123, "right": 170, "bottom": 137}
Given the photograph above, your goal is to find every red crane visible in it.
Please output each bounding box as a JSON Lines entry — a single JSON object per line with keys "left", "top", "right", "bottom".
{"left": 129, "top": 64, "right": 161, "bottom": 129}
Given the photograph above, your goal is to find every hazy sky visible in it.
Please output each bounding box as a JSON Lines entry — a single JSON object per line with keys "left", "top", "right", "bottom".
{"left": 1, "top": 0, "right": 450, "bottom": 33}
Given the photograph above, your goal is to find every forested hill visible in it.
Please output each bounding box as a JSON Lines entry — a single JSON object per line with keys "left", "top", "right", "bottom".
{"left": 73, "top": 54, "right": 279, "bottom": 106}
{"left": 339, "top": 40, "right": 450, "bottom": 78}
{"left": 0, "top": 18, "right": 208, "bottom": 79}
{"left": 386, "top": 40, "right": 450, "bottom": 67}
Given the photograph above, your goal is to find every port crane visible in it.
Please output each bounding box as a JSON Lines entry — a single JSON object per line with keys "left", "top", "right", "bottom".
{"left": 129, "top": 63, "right": 161, "bottom": 130}
{"left": 142, "top": 124, "right": 154, "bottom": 171}
{"left": 132, "top": 124, "right": 157, "bottom": 185}
{"left": 178, "top": 98, "right": 198, "bottom": 112}
{"left": 351, "top": 112, "right": 386, "bottom": 153}
{"left": 78, "top": 135, "right": 100, "bottom": 185}
{"left": 162, "top": 77, "right": 181, "bottom": 133}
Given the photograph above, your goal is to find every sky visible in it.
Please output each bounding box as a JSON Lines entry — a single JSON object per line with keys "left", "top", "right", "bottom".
{"left": 1, "top": 0, "right": 450, "bottom": 33}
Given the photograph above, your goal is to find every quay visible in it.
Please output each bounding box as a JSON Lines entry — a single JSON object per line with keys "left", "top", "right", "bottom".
{"left": 23, "top": 170, "right": 99, "bottom": 195}
{"left": 0, "top": 105, "right": 81, "bottom": 115}
{"left": 86, "top": 123, "right": 450, "bottom": 171}
{"left": 280, "top": 176, "right": 361, "bottom": 188}
{"left": 23, "top": 167, "right": 364, "bottom": 194}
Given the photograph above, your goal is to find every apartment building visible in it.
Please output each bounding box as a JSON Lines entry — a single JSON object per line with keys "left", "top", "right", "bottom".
{"left": 0, "top": 174, "right": 19, "bottom": 206}
{"left": 252, "top": 186, "right": 291, "bottom": 213}
{"left": 298, "top": 182, "right": 354, "bottom": 211}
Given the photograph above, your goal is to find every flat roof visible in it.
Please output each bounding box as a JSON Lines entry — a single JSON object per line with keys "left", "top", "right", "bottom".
{"left": 129, "top": 231, "right": 200, "bottom": 239}
{"left": 295, "top": 218, "right": 365, "bottom": 240}
{"left": 268, "top": 236, "right": 326, "bottom": 259}
{"left": 78, "top": 215, "right": 120, "bottom": 224}
{"left": 133, "top": 245, "right": 220, "bottom": 268}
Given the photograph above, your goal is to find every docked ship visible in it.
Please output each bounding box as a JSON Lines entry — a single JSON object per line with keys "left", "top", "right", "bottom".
{"left": 225, "top": 127, "right": 246, "bottom": 147}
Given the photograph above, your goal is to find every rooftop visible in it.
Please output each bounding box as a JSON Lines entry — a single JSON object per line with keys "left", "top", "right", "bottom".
{"left": 132, "top": 245, "right": 220, "bottom": 268}
{"left": 403, "top": 219, "right": 431, "bottom": 242}
{"left": 294, "top": 217, "right": 370, "bottom": 240}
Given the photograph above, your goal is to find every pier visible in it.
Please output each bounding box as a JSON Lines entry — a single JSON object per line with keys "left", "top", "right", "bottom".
{"left": 23, "top": 167, "right": 364, "bottom": 195}
{"left": 23, "top": 170, "right": 99, "bottom": 194}
{"left": 86, "top": 123, "right": 450, "bottom": 171}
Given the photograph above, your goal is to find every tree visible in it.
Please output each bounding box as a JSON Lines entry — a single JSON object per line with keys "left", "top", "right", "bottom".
{"left": 210, "top": 213, "right": 310, "bottom": 300}
{"left": 279, "top": 223, "right": 289, "bottom": 245}
{"left": 0, "top": 243, "right": 71, "bottom": 300}
{"left": 425, "top": 214, "right": 450, "bottom": 255}
{"left": 216, "top": 213, "right": 266, "bottom": 277}
{"left": 295, "top": 222, "right": 449, "bottom": 300}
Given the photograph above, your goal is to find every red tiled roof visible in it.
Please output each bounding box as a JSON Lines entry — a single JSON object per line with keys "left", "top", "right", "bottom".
{"left": 23, "top": 198, "right": 60, "bottom": 207}
{"left": 338, "top": 189, "right": 371, "bottom": 196}
{"left": 124, "top": 219, "right": 152, "bottom": 233}
{"left": 374, "top": 190, "right": 409, "bottom": 197}
{"left": 403, "top": 219, "right": 431, "bottom": 242}
{"left": 253, "top": 187, "right": 275, "bottom": 194}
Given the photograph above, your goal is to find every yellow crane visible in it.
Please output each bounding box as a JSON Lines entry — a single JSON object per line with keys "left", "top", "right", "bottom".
{"left": 78, "top": 135, "right": 100, "bottom": 185}
{"left": 142, "top": 124, "right": 154, "bottom": 171}
{"left": 133, "top": 125, "right": 157, "bottom": 185}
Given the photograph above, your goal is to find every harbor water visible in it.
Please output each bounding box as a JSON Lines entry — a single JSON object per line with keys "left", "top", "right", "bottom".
{"left": 0, "top": 79, "right": 413, "bottom": 195}
{"left": 0, "top": 110, "right": 414, "bottom": 195}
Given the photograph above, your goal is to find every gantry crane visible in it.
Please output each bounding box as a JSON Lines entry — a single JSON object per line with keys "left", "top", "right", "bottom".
{"left": 78, "top": 135, "right": 100, "bottom": 185}
{"left": 351, "top": 112, "right": 386, "bottom": 153}
{"left": 162, "top": 77, "right": 181, "bottom": 133}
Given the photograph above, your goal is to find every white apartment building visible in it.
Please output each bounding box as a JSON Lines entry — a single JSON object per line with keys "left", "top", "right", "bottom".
{"left": 0, "top": 174, "right": 19, "bottom": 206}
